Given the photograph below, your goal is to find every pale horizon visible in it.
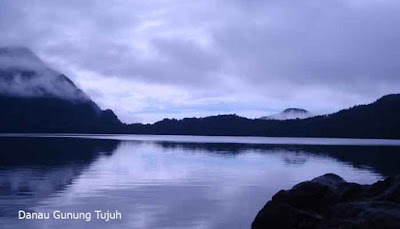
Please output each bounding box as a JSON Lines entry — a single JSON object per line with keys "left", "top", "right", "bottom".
{"left": 1, "top": 0, "right": 399, "bottom": 123}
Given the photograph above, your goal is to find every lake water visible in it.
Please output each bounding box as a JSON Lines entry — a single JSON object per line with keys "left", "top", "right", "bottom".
{"left": 1, "top": 135, "right": 400, "bottom": 229}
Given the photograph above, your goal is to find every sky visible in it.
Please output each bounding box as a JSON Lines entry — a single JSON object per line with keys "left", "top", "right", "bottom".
{"left": 1, "top": 0, "right": 399, "bottom": 124}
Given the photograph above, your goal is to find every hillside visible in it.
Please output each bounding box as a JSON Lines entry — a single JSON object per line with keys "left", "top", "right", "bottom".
{"left": 260, "top": 108, "right": 313, "bottom": 120}
{"left": 127, "top": 94, "right": 400, "bottom": 139}
{"left": 1, "top": 47, "right": 399, "bottom": 138}
{"left": 0, "top": 47, "right": 122, "bottom": 133}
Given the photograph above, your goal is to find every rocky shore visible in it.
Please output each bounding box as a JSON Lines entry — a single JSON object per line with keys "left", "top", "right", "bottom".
{"left": 252, "top": 174, "right": 400, "bottom": 229}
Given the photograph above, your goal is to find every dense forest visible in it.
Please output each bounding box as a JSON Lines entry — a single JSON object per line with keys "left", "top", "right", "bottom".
{"left": 126, "top": 94, "right": 400, "bottom": 139}
{"left": 1, "top": 91, "right": 399, "bottom": 139}
{"left": 2, "top": 47, "right": 399, "bottom": 139}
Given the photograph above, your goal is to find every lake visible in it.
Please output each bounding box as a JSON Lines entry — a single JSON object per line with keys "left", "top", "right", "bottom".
{"left": 1, "top": 135, "right": 400, "bottom": 229}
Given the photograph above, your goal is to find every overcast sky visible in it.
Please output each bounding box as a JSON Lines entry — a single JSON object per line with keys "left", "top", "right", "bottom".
{"left": 1, "top": 0, "right": 399, "bottom": 123}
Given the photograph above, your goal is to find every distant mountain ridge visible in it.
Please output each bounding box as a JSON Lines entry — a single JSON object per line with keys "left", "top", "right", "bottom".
{"left": 126, "top": 94, "right": 400, "bottom": 139}
{"left": 260, "top": 108, "right": 313, "bottom": 120}
{"left": 0, "top": 47, "right": 399, "bottom": 139}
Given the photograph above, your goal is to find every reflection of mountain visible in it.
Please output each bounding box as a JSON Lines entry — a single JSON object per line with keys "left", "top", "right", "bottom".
{"left": 282, "top": 154, "right": 308, "bottom": 166}
{"left": 0, "top": 137, "right": 391, "bottom": 228}
{"left": 0, "top": 138, "right": 120, "bottom": 217}
{"left": 0, "top": 137, "right": 119, "bottom": 166}
{"left": 152, "top": 141, "right": 400, "bottom": 177}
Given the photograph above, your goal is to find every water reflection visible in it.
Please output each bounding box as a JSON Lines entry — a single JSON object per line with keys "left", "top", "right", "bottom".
{"left": 0, "top": 136, "right": 399, "bottom": 229}
{"left": 0, "top": 138, "right": 119, "bottom": 218}
{"left": 0, "top": 137, "right": 119, "bottom": 166}
{"left": 153, "top": 142, "right": 400, "bottom": 176}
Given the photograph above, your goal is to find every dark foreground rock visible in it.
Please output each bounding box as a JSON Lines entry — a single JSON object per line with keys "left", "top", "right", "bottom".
{"left": 252, "top": 174, "right": 400, "bottom": 229}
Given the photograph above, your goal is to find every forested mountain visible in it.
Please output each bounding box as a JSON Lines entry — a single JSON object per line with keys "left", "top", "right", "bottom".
{"left": 259, "top": 108, "right": 313, "bottom": 120}
{"left": 1, "top": 47, "right": 399, "bottom": 139}
{"left": 0, "top": 47, "right": 122, "bottom": 133}
{"left": 127, "top": 94, "right": 400, "bottom": 139}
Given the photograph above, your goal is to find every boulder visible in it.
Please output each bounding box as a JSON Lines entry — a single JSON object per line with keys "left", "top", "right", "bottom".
{"left": 252, "top": 174, "right": 400, "bottom": 229}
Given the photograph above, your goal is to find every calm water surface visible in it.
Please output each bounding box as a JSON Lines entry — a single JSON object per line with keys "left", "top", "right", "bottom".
{"left": 1, "top": 135, "right": 400, "bottom": 229}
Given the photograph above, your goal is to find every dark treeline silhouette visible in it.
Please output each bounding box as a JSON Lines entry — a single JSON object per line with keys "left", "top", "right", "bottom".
{"left": 0, "top": 46, "right": 123, "bottom": 133}
{"left": 1, "top": 93, "right": 400, "bottom": 139}
{"left": 0, "top": 95, "right": 123, "bottom": 133}
{"left": 126, "top": 94, "right": 400, "bottom": 139}
{"left": 1, "top": 47, "right": 399, "bottom": 139}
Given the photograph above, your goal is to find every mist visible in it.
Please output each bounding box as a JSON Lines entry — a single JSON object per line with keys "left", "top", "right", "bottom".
{"left": 0, "top": 0, "right": 399, "bottom": 123}
{"left": 0, "top": 47, "right": 88, "bottom": 101}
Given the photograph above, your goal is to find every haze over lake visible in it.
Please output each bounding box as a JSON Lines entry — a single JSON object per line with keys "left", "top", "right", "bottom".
{"left": 1, "top": 135, "right": 400, "bottom": 229}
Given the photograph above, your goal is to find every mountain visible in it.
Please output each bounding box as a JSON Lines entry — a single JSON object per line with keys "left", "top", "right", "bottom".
{"left": 0, "top": 47, "right": 122, "bottom": 133}
{"left": 1, "top": 47, "right": 399, "bottom": 139}
{"left": 260, "top": 108, "right": 313, "bottom": 120}
{"left": 126, "top": 94, "right": 400, "bottom": 139}
{"left": 0, "top": 47, "right": 88, "bottom": 100}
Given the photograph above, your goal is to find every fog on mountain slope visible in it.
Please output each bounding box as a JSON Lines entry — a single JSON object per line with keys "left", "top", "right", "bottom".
{"left": 1, "top": 47, "right": 399, "bottom": 139}
{"left": 127, "top": 94, "right": 400, "bottom": 139}
{"left": 0, "top": 47, "right": 89, "bottom": 101}
{"left": 259, "top": 108, "right": 313, "bottom": 120}
{"left": 0, "top": 47, "right": 123, "bottom": 133}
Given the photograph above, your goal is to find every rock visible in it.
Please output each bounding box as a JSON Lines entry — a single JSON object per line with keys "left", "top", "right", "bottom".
{"left": 252, "top": 174, "right": 400, "bottom": 229}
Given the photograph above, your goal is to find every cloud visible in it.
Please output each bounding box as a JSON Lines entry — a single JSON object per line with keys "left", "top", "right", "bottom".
{"left": 0, "top": 47, "right": 88, "bottom": 100}
{"left": 0, "top": 0, "right": 399, "bottom": 123}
